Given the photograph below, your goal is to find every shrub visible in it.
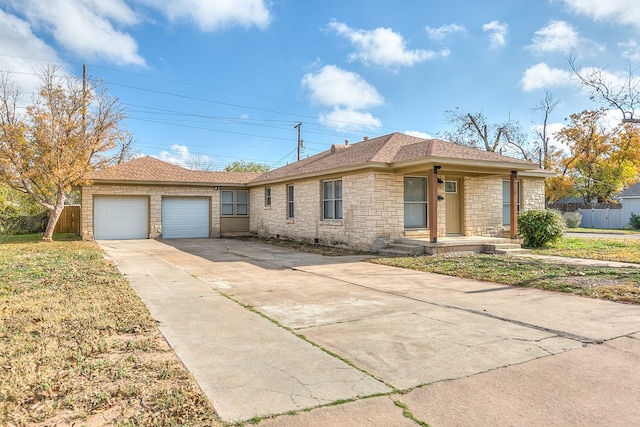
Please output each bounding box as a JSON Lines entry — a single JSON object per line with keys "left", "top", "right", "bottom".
{"left": 518, "top": 209, "right": 565, "bottom": 248}
{"left": 562, "top": 211, "right": 582, "bottom": 228}
{"left": 630, "top": 212, "right": 640, "bottom": 230}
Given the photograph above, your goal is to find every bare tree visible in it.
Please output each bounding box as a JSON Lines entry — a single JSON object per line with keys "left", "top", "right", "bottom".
{"left": 442, "top": 108, "right": 534, "bottom": 161}
{"left": 532, "top": 90, "right": 559, "bottom": 169}
{"left": 0, "top": 66, "right": 128, "bottom": 241}
{"left": 569, "top": 56, "right": 640, "bottom": 123}
{"left": 185, "top": 153, "right": 215, "bottom": 171}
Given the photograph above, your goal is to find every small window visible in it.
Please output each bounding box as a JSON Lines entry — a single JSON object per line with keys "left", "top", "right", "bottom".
{"left": 265, "top": 187, "right": 272, "bottom": 207}
{"left": 287, "top": 185, "right": 294, "bottom": 219}
{"left": 445, "top": 181, "right": 457, "bottom": 193}
{"left": 323, "top": 179, "right": 343, "bottom": 220}
{"left": 221, "top": 190, "right": 248, "bottom": 217}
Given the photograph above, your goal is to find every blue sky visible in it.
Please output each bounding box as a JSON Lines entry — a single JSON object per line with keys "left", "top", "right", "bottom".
{"left": 1, "top": 0, "right": 640, "bottom": 170}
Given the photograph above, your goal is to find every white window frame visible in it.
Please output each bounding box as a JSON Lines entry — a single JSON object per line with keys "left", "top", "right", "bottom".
{"left": 502, "top": 180, "right": 521, "bottom": 225}
{"left": 221, "top": 190, "right": 249, "bottom": 217}
{"left": 287, "top": 185, "right": 295, "bottom": 219}
{"left": 322, "top": 179, "right": 343, "bottom": 220}
{"left": 265, "top": 187, "right": 272, "bottom": 207}
{"left": 404, "top": 176, "right": 428, "bottom": 229}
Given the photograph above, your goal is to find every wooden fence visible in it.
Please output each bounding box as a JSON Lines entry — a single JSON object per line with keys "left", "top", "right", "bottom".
{"left": 53, "top": 205, "right": 80, "bottom": 234}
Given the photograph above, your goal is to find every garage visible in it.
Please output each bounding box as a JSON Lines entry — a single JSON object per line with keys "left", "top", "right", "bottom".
{"left": 94, "top": 196, "right": 149, "bottom": 240}
{"left": 161, "top": 197, "right": 210, "bottom": 238}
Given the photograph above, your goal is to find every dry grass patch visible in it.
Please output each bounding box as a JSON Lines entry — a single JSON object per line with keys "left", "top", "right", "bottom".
{"left": 370, "top": 253, "right": 640, "bottom": 304}
{"left": 0, "top": 236, "right": 222, "bottom": 426}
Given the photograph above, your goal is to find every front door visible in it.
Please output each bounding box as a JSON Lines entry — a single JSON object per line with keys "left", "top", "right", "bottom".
{"left": 445, "top": 179, "right": 461, "bottom": 234}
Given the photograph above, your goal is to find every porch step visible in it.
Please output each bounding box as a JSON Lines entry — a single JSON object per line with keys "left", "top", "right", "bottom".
{"left": 483, "top": 243, "right": 531, "bottom": 255}
{"left": 378, "top": 242, "right": 425, "bottom": 257}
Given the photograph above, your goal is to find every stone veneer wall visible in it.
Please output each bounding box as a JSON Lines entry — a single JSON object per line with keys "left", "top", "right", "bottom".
{"left": 462, "top": 176, "right": 546, "bottom": 237}
{"left": 521, "top": 178, "right": 546, "bottom": 211}
{"left": 463, "top": 176, "right": 503, "bottom": 237}
{"left": 80, "top": 184, "right": 219, "bottom": 240}
{"left": 250, "top": 171, "right": 405, "bottom": 251}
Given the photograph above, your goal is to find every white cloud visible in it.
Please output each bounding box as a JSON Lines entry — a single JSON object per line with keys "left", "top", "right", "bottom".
{"left": 154, "top": 143, "right": 212, "bottom": 168}
{"left": 562, "top": 0, "right": 640, "bottom": 29}
{"left": 619, "top": 39, "right": 640, "bottom": 61}
{"left": 302, "top": 65, "right": 383, "bottom": 131}
{"left": 9, "top": 0, "right": 145, "bottom": 66}
{"left": 0, "top": 10, "right": 66, "bottom": 94}
{"left": 319, "top": 108, "right": 382, "bottom": 132}
{"left": 302, "top": 65, "right": 384, "bottom": 109}
{"left": 521, "top": 62, "right": 574, "bottom": 91}
{"left": 404, "top": 130, "right": 433, "bottom": 139}
{"left": 425, "top": 23, "right": 466, "bottom": 41}
{"left": 327, "top": 20, "right": 448, "bottom": 68}
{"left": 140, "top": 0, "right": 271, "bottom": 31}
{"left": 528, "top": 21, "right": 580, "bottom": 54}
{"left": 482, "top": 20, "right": 508, "bottom": 48}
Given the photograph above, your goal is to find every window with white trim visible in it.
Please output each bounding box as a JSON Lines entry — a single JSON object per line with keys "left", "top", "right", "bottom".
{"left": 221, "top": 190, "right": 248, "bottom": 216}
{"left": 287, "top": 185, "right": 294, "bottom": 219}
{"left": 502, "top": 180, "right": 521, "bottom": 225}
{"left": 265, "top": 187, "right": 272, "bottom": 207}
{"left": 404, "top": 177, "right": 428, "bottom": 228}
{"left": 322, "top": 179, "right": 343, "bottom": 220}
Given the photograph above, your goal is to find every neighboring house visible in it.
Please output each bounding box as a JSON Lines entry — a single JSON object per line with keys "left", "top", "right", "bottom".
{"left": 619, "top": 182, "right": 640, "bottom": 226}
{"left": 81, "top": 133, "right": 552, "bottom": 251}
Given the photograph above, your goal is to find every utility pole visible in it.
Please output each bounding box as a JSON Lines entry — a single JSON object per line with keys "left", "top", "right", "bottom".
{"left": 294, "top": 122, "right": 302, "bottom": 161}
{"left": 82, "top": 64, "right": 87, "bottom": 135}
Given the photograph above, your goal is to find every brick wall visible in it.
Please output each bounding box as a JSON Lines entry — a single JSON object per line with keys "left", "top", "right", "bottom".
{"left": 80, "top": 184, "right": 219, "bottom": 240}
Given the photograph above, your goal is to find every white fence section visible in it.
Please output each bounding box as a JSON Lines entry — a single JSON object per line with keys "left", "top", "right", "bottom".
{"left": 578, "top": 208, "right": 626, "bottom": 229}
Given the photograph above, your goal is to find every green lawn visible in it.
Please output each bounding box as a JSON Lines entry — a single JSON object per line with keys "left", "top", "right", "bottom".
{"left": 535, "top": 236, "right": 640, "bottom": 264}
{"left": 0, "top": 235, "right": 221, "bottom": 426}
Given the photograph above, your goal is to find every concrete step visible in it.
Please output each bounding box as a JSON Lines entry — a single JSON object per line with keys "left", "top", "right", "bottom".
{"left": 378, "top": 242, "right": 426, "bottom": 257}
{"left": 386, "top": 243, "right": 425, "bottom": 256}
{"left": 483, "top": 243, "right": 531, "bottom": 255}
{"left": 378, "top": 248, "right": 418, "bottom": 257}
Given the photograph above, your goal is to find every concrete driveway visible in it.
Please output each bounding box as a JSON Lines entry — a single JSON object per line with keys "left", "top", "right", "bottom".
{"left": 99, "top": 238, "right": 640, "bottom": 426}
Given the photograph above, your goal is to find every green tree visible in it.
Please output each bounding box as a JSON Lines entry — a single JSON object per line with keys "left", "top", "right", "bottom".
{"left": 0, "top": 66, "right": 128, "bottom": 241}
{"left": 224, "top": 160, "right": 270, "bottom": 172}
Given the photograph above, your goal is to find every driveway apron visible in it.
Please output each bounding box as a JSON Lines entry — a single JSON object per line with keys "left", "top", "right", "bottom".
{"left": 100, "top": 238, "right": 640, "bottom": 426}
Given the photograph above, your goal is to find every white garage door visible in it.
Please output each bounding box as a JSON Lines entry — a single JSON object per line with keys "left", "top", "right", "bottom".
{"left": 161, "top": 197, "right": 210, "bottom": 238}
{"left": 94, "top": 197, "right": 148, "bottom": 240}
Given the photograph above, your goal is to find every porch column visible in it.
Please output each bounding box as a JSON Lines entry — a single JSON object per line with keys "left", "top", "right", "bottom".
{"left": 510, "top": 170, "right": 518, "bottom": 239}
{"left": 429, "top": 166, "right": 440, "bottom": 243}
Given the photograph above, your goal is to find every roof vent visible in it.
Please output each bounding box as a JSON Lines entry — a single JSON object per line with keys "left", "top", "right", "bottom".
{"left": 345, "top": 139, "right": 349, "bottom": 146}
{"left": 363, "top": 136, "right": 369, "bottom": 141}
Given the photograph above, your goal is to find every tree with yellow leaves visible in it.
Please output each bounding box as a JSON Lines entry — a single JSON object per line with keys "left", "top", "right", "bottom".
{"left": 554, "top": 109, "right": 640, "bottom": 203}
{"left": 0, "top": 66, "right": 130, "bottom": 241}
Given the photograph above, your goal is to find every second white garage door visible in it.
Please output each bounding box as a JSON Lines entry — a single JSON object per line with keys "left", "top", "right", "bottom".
{"left": 161, "top": 197, "right": 210, "bottom": 238}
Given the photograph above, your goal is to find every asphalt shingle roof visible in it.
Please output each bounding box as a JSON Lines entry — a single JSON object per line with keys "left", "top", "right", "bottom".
{"left": 619, "top": 182, "right": 640, "bottom": 197}
{"left": 85, "top": 156, "right": 261, "bottom": 185}
{"left": 86, "top": 133, "right": 545, "bottom": 186}
{"left": 252, "top": 132, "right": 537, "bottom": 183}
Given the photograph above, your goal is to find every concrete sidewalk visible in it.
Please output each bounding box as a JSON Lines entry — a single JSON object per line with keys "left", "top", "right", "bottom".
{"left": 100, "top": 238, "right": 640, "bottom": 426}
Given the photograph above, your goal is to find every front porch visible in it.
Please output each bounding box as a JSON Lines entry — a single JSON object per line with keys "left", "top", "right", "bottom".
{"left": 379, "top": 235, "right": 527, "bottom": 257}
